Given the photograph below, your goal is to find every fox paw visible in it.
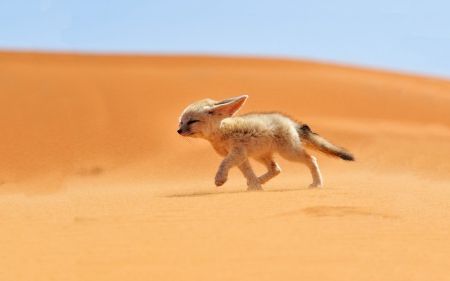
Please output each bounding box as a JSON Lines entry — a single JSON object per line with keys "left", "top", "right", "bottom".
{"left": 309, "top": 182, "right": 323, "bottom": 188}
{"left": 247, "top": 186, "right": 263, "bottom": 191}
{"left": 215, "top": 174, "right": 227, "bottom": 187}
{"left": 247, "top": 180, "right": 263, "bottom": 191}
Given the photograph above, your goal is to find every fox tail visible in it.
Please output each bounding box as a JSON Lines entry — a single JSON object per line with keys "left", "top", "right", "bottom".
{"left": 297, "top": 124, "right": 354, "bottom": 161}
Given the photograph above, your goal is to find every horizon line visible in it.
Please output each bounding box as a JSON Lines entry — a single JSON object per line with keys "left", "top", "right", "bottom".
{"left": 2, "top": 47, "right": 449, "bottom": 81}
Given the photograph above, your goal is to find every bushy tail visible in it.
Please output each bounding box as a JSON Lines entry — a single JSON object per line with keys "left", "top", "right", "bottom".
{"left": 297, "top": 124, "right": 355, "bottom": 161}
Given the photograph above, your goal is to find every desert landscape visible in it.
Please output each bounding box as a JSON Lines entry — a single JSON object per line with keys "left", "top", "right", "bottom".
{"left": 0, "top": 51, "right": 449, "bottom": 281}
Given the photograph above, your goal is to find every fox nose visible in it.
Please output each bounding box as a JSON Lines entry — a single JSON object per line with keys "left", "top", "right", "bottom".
{"left": 177, "top": 129, "right": 182, "bottom": 135}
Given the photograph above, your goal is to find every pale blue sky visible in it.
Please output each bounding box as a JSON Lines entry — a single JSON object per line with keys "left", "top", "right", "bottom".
{"left": 1, "top": 0, "right": 449, "bottom": 77}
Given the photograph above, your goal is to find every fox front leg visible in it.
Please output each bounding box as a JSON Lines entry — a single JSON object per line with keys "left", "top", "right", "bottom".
{"left": 238, "top": 160, "right": 262, "bottom": 191}
{"left": 215, "top": 147, "right": 246, "bottom": 187}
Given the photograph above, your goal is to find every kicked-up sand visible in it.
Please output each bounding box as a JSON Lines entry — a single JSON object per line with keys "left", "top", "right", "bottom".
{"left": 0, "top": 51, "right": 449, "bottom": 281}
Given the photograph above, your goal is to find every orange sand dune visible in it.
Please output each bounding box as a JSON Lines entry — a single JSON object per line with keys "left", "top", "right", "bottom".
{"left": 0, "top": 51, "right": 449, "bottom": 281}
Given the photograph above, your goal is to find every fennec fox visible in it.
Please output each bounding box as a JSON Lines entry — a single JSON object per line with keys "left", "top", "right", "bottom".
{"left": 177, "top": 95, "right": 354, "bottom": 191}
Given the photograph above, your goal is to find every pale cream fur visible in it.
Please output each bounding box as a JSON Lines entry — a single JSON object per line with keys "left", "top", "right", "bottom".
{"left": 178, "top": 95, "right": 353, "bottom": 191}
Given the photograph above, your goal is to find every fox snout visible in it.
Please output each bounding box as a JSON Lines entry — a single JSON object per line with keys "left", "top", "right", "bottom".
{"left": 177, "top": 127, "right": 188, "bottom": 135}
{"left": 177, "top": 126, "right": 193, "bottom": 136}
{"left": 178, "top": 118, "right": 203, "bottom": 136}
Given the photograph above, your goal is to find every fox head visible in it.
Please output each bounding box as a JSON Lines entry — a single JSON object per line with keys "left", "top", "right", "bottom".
{"left": 177, "top": 95, "right": 248, "bottom": 138}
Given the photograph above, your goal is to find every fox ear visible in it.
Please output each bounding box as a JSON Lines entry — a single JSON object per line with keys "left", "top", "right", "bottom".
{"left": 209, "top": 95, "right": 248, "bottom": 116}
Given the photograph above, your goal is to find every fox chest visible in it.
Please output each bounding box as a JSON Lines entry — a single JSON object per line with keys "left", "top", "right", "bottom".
{"left": 211, "top": 142, "right": 229, "bottom": 156}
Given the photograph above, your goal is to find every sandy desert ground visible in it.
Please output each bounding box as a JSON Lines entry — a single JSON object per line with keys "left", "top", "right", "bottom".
{"left": 0, "top": 51, "right": 449, "bottom": 281}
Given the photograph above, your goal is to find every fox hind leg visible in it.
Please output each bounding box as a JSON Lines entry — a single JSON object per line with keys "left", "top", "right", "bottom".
{"left": 280, "top": 149, "right": 323, "bottom": 188}
{"left": 304, "top": 154, "right": 323, "bottom": 188}
{"left": 255, "top": 156, "right": 281, "bottom": 185}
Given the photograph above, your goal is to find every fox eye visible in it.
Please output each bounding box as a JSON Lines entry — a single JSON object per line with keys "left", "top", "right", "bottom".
{"left": 187, "top": 120, "right": 200, "bottom": 125}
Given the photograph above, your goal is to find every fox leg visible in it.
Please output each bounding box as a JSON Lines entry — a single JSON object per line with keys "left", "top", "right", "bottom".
{"left": 238, "top": 160, "right": 263, "bottom": 191}
{"left": 303, "top": 154, "right": 323, "bottom": 187}
{"left": 255, "top": 156, "right": 281, "bottom": 185}
{"left": 215, "top": 147, "right": 246, "bottom": 187}
{"left": 280, "top": 150, "right": 323, "bottom": 188}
